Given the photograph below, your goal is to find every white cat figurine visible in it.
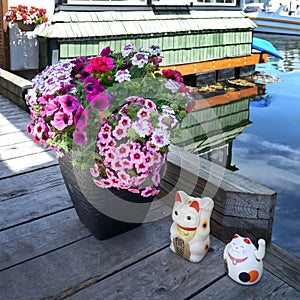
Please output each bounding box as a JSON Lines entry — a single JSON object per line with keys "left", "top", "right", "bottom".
{"left": 223, "top": 234, "right": 266, "bottom": 285}
{"left": 170, "top": 190, "right": 214, "bottom": 263}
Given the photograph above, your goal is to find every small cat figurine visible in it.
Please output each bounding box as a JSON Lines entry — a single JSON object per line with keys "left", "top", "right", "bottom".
{"left": 223, "top": 234, "right": 266, "bottom": 285}
{"left": 170, "top": 190, "right": 214, "bottom": 263}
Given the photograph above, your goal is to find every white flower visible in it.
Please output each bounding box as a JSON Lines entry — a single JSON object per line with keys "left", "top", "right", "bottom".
{"left": 115, "top": 69, "right": 131, "bottom": 83}
{"left": 131, "top": 52, "right": 149, "bottom": 68}
{"left": 132, "top": 120, "right": 152, "bottom": 138}
{"left": 151, "top": 128, "right": 170, "bottom": 148}
{"left": 148, "top": 44, "right": 162, "bottom": 56}
{"left": 164, "top": 79, "right": 180, "bottom": 93}
{"left": 121, "top": 44, "right": 136, "bottom": 58}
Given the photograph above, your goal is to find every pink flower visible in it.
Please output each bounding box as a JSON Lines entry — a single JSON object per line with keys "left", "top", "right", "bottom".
{"left": 111, "top": 159, "right": 123, "bottom": 171}
{"left": 144, "top": 99, "right": 157, "bottom": 111}
{"left": 117, "top": 170, "right": 130, "bottom": 185}
{"left": 45, "top": 97, "right": 60, "bottom": 116}
{"left": 119, "top": 116, "right": 131, "bottom": 129}
{"left": 122, "top": 158, "right": 133, "bottom": 170}
{"left": 152, "top": 152, "right": 163, "bottom": 164}
{"left": 128, "top": 188, "right": 140, "bottom": 194}
{"left": 186, "top": 101, "right": 196, "bottom": 113}
{"left": 90, "top": 164, "right": 99, "bottom": 177}
{"left": 74, "top": 106, "right": 89, "bottom": 129}
{"left": 141, "top": 186, "right": 158, "bottom": 197}
{"left": 51, "top": 110, "right": 73, "bottom": 130}
{"left": 91, "top": 93, "right": 110, "bottom": 111}
{"left": 104, "top": 148, "right": 116, "bottom": 162}
{"left": 26, "top": 123, "right": 33, "bottom": 136}
{"left": 137, "top": 108, "right": 151, "bottom": 120}
{"left": 73, "top": 130, "right": 87, "bottom": 146}
{"left": 93, "top": 178, "right": 112, "bottom": 189}
{"left": 112, "top": 124, "right": 127, "bottom": 140}
{"left": 136, "top": 162, "right": 148, "bottom": 174}
{"left": 116, "top": 143, "right": 130, "bottom": 158}
{"left": 151, "top": 170, "right": 161, "bottom": 187}
{"left": 59, "top": 94, "right": 80, "bottom": 113}
{"left": 144, "top": 153, "right": 153, "bottom": 167}
{"left": 130, "top": 149, "right": 145, "bottom": 164}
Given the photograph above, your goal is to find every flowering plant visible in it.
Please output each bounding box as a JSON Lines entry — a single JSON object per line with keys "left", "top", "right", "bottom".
{"left": 26, "top": 44, "right": 195, "bottom": 197}
{"left": 3, "top": 5, "right": 49, "bottom": 26}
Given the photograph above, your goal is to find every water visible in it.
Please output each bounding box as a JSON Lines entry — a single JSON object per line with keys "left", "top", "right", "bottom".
{"left": 231, "top": 34, "right": 300, "bottom": 258}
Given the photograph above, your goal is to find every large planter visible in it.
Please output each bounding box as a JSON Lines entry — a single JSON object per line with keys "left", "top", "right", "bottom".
{"left": 58, "top": 152, "right": 154, "bottom": 240}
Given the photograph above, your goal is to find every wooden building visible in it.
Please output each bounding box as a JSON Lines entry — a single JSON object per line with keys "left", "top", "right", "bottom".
{"left": 1, "top": 0, "right": 268, "bottom": 82}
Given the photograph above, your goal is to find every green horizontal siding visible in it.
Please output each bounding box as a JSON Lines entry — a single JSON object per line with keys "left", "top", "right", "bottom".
{"left": 41, "top": 10, "right": 255, "bottom": 66}
{"left": 59, "top": 30, "right": 253, "bottom": 65}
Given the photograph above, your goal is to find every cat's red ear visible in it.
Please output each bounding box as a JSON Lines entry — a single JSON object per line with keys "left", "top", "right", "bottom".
{"left": 233, "top": 234, "right": 239, "bottom": 239}
{"left": 189, "top": 200, "right": 200, "bottom": 213}
{"left": 175, "top": 192, "right": 182, "bottom": 202}
{"left": 244, "top": 238, "right": 251, "bottom": 244}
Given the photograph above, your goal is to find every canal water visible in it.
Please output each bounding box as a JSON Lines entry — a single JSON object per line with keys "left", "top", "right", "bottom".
{"left": 231, "top": 34, "right": 300, "bottom": 258}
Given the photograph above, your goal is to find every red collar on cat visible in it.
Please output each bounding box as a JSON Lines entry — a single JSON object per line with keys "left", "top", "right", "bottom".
{"left": 177, "top": 224, "right": 197, "bottom": 231}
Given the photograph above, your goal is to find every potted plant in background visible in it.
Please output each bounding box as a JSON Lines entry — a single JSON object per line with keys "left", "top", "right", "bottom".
{"left": 3, "top": 5, "right": 49, "bottom": 31}
{"left": 25, "top": 44, "right": 195, "bottom": 239}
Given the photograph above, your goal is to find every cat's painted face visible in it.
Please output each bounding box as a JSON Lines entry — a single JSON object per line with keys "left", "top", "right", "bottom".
{"left": 227, "top": 234, "right": 254, "bottom": 260}
{"left": 172, "top": 199, "right": 200, "bottom": 228}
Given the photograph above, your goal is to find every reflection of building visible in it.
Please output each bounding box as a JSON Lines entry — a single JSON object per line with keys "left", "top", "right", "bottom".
{"left": 172, "top": 84, "right": 266, "bottom": 170}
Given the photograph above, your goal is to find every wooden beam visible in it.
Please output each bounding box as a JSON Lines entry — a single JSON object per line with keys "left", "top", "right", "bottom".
{"left": 194, "top": 85, "right": 261, "bottom": 110}
{"left": 160, "top": 53, "right": 268, "bottom": 76}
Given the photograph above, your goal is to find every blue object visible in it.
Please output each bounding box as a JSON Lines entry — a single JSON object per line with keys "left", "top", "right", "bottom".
{"left": 252, "top": 37, "right": 284, "bottom": 60}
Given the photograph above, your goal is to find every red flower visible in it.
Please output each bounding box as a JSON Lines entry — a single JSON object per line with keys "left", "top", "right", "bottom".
{"left": 85, "top": 56, "right": 115, "bottom": 73}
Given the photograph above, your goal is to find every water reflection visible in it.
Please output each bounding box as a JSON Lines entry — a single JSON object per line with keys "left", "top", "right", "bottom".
{"left": 231, "top": 35, "right": 300, "bottom": 258}
{"left": 254, "top": 33, "right": 300, "bottom": 72}
{"left": 173, "top": 83, "right": 266, "bottom": 170}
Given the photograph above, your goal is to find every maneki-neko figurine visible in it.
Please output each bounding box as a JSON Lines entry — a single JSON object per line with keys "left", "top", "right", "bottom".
{"left": 170, "top": 191, "right": 214, "bottom": 263}
{"left": 223, "top": 234, "right": 266, "bottom": 285}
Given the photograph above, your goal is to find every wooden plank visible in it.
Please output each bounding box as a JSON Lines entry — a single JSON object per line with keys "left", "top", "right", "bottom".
{"left": 0, "top": 110, "right": 29, "bottom": 122}
{"left": 0, "top": 209, "right": 90, "bottom": 270}
{"left": 0, "top": 165, "right": 63, "bottom": 202}
{"left": 69, "top": 236, "right": 225, "bottom": 299}
{"left": 192, "top": 270, "right": 300, "bottom": 299}
{"left": 0, "top": 182, "right": 72, "bottom": 230}
{"left": 160, "top": 53, "right": 269, "bottom": 76}
{"left": 0, "top": 151, "right": 57, "bottom": 179}
{"left": 264, "top": 243, "right": 300, "bottom": 292}
{"left": 0, "top": 131, "right": 32, "bottom": 146}
{"left": 0, "top": 118, "right": 29, "bottom": 135}
{"left": 0, "top": 217, "right": 172, "bottom": 300}
{"left": 0, "top": 140, "right": 49, "bottom": 161}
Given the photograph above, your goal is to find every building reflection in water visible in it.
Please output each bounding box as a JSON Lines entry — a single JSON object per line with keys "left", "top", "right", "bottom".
{"left": 172, "top": 82, "right": 266, "bottom": 171}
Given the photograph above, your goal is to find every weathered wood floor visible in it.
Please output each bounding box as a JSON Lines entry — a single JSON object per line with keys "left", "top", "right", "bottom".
{"left": 0, "top": 94, "right": 299, "bottom": 300}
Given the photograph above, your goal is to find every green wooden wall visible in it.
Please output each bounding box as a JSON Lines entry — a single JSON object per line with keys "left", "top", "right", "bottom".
{"left": 38, "top": 10, "right": 255, "bottom": 68}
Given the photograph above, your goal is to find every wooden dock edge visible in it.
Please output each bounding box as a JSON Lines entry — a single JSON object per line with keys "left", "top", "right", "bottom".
{"left": 265, "top": 243, "right": 300, "bottom": 292}
{"left": 0, "top": 68, "right": 31, "bottom": 112}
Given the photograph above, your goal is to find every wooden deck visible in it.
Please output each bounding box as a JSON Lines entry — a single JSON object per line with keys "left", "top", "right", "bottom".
{"left": 1, "top": 94, "right": 300, "bottom": 299}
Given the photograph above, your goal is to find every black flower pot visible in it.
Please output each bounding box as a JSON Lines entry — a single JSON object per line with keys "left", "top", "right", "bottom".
{"left": 58, "top": 152, "right": 153, "bottom": 240}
